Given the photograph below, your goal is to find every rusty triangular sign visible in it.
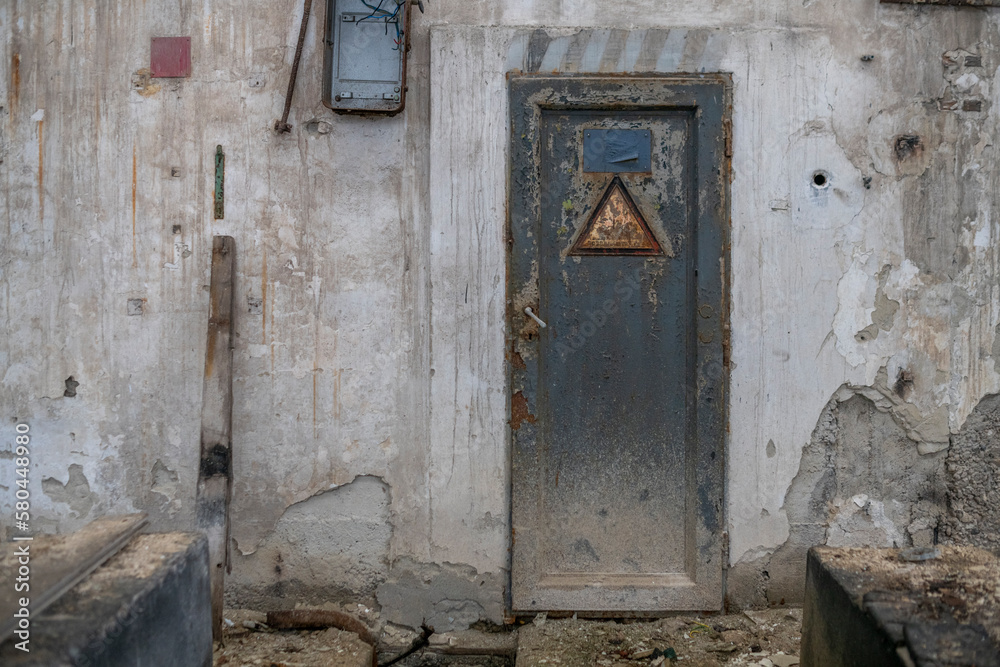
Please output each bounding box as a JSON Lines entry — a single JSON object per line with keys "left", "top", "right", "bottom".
{"left": 569, "top": 176, "right": 662, "bottom": 255}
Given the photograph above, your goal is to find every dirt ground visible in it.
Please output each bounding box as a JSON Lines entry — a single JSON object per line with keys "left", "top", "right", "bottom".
{"left": 212, "top": 608, "right": 802, "bottom": 667}
{"left": 213, "top": 610, "right": 374, "bottom": 667}
{"left": 514, "top": 609, "right": 802, "bottom": 667}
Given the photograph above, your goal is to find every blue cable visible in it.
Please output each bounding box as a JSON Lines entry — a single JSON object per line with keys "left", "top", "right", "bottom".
{"left": 357, "top": 0, "right": 403, "bottom": 49}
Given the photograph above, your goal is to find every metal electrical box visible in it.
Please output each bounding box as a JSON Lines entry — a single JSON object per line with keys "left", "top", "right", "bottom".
{"left": 323, "top": 0, "right": 410, "bottom": 114}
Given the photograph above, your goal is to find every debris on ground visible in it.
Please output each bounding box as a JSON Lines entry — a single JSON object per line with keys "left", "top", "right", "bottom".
{"left": 213, "top": 607, "right": 801, "bottom": 666}
{"left": 213, "top": 609, "right": 374, "bottom": 667}
{"left": 515, "top": 609, "right": 802, "bottom": 667}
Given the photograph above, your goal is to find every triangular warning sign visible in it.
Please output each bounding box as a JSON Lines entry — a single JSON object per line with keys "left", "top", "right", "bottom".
{"left": 569, "top": 176, "right": 662, "bottom": 256}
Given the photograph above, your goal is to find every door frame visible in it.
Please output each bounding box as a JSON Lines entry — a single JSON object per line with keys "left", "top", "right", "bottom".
{"left": 506, "top": 73, "right": 732, "bottom": 615}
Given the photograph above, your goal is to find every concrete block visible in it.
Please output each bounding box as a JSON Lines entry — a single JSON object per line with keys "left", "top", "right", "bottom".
{"left": 801, "top": 546, "right": 1000, "bottom": 667}
{"left": 376, "top": 558, "right": 505, "bottom": 632}
{"left": 0, "top": 532, "right": 212, "bottom": 666}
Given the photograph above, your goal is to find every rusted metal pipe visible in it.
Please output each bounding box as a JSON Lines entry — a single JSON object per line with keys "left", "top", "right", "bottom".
{"left": 275, "top": 0, "right": 313, "bottom": 133}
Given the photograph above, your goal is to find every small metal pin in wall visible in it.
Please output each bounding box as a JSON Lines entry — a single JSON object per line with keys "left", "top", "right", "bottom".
{"left": 524, "top": 307, "right": 547, "bottom": 328}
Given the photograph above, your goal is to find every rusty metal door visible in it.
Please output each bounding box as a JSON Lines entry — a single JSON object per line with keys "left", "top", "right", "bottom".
{"left": 508, "top": 75, "right": 730, "bottom": 613}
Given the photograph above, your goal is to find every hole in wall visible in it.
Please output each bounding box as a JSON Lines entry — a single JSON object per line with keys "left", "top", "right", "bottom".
{"left": 64, "top": 376, "right": 79, "bottom": 398}
{"left": 127, "top": 298, "right": 145, "bottom": 316}
{"left": 812, "top": 171, "right": 830, "bottom": 189}
{"left": 894, "top": 369, "right": 914, "bottom": 398}
{"left": 894, "top": 135, "right": 922, "bottom": 161}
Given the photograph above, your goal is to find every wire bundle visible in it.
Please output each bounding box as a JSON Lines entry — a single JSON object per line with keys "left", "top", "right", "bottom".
{"left": 359, "top": 0, "right": 404, "bottom": 50}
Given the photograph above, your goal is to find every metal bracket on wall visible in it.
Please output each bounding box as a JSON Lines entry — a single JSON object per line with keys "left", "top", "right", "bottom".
{"left": 213, "top": 145, "right": 224, "bottom": 220}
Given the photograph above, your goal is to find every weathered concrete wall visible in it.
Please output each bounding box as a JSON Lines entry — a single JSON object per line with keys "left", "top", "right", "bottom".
{"left": 3, "top": 0, "right": 1000, "bottom": 627}
{"left": 727, "top": 393, "right": 949, "bottom": 606}
{"left": 945, "top": 392, "right": 1000, "bottom": 554}
{"left": 226, "top": 474, "right": 392, "bottom": 609}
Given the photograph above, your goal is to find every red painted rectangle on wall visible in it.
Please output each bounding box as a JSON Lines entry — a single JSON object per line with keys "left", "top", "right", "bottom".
{"left": 151, "top": 37, "right": 191, "bottom": 78}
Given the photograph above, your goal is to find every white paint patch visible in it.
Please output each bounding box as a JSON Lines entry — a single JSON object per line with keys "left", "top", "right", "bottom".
{"left": 893, "top": 259, "right": 922, "bottom": 288}
{"left": 247, "top": 344, "right": 269, "bottom": 358}
{"left": 827, "top": 498, "right": 906, "bottom": 549}
{"left": 975, "top": 222, "right": 992, "bottom": 249}
{"left": 832, "top": 253, "right": 876, "bottom": 368}
{"left": 3, "top": 364, "right": 39, "bottom": 389}
{"left": 955, "top": 72, "right": 981, "bottom": 92}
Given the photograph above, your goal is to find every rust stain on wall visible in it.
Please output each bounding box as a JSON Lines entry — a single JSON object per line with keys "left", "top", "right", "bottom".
{"left": 511, "top": 351, "right": 526, "bottom": 370}
{"left": 510, "top": 391, "right": 536, "bottom": 431}
{"left": 10, "top": 53, "right": 20, "bottom": 114}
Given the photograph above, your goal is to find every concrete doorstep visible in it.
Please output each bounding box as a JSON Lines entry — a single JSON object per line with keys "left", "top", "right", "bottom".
{"left": 802, "top": 546, "right": 1000, "bottom": 667}
{"left": 0, "top": 531, "right": 212, "bottom": 666}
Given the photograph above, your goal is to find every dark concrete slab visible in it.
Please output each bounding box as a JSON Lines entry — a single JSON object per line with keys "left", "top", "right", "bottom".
{"left": 802, "top": 546, "right": 1000, "bottom": 667}
{"left": 0, "top": 514, "right": 148, "bottom": 644}
{"left": 0, "top": 532, "right": 212, "bottom": 666}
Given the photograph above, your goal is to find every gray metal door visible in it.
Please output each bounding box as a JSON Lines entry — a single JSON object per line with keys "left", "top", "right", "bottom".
{"left": 508, "top": 75, "right": 730, "bottom": 613}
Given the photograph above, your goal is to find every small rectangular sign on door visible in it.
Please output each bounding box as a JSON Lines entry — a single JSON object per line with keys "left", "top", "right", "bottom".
{"left": 583, "top": 129, "right": 652, "bottom": 173}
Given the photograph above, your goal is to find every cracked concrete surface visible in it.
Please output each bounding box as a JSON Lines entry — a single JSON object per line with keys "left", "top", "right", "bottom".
{"left": 376, "top": 558, "right": 505, "bottom": 632}
{"left": 227, "top": 476, "right": 392, "bottom": 611}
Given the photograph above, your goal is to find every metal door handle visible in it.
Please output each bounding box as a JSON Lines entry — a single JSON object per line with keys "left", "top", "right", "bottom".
{"left": 524, "top": 307, "right": 546, "bottom": 328}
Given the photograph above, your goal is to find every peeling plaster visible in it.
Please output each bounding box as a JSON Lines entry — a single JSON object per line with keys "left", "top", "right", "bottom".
{"left": 728, "top": 393, "right": 947, "bottom": 608}
{"left": 838, "top": 368, "right": 951, "bottom": 452}
{"left": 150, "top": 459, "right": 181, "bottom": 516}
{"left": 872, "top": 265, "right": 901, "bottom": 333}
{"left": 41, "top": 464, "right": 97, "bottom": 519}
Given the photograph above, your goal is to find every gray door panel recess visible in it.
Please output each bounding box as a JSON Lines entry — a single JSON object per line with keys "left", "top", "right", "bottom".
{"left": 508, "top": 75, "right": 730, "bottom": 614}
